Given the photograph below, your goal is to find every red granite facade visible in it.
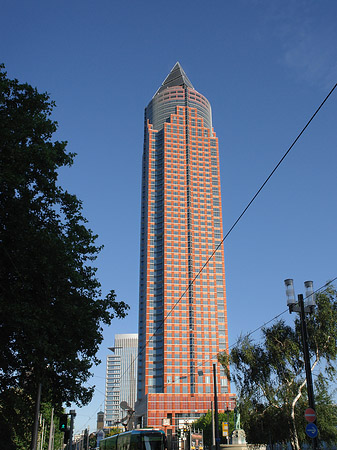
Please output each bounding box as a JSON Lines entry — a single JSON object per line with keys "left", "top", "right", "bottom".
{"left": 136, "top": 63, "right": 234, "bottom": 432}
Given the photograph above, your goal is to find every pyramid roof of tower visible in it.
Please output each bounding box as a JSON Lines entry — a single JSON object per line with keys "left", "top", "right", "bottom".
{"left": 154, "top": 62, "right": 194, "bottom": 96}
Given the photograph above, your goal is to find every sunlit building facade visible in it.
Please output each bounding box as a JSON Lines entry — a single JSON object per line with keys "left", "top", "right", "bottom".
{"left": 136, "top": 63, "right": 234, "bottom": 431}
{"left": 105, "top": 334, "right": 138, "bottom": 427}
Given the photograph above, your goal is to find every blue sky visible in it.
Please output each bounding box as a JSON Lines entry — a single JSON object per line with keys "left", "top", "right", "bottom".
{"left": 2, "top": 0, "right": 337, "bottom": 435}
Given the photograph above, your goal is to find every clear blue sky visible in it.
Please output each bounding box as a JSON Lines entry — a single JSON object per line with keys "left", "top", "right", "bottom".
{"left": 2, "top": 0, "right": 337, "bottom": 435}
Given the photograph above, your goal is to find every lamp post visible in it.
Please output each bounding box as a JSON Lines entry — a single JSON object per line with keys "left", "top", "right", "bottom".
{"left": 284, "top": 279, "right": 318, "bottom": 450}
{"left": 68, "top": 410, "right": 76, "bottom": 450}
{"left": 225, "top": 405, "right": 230, "bottom": 444}
{"left": 213, "top": 364, "right": 220, "bottom": 450}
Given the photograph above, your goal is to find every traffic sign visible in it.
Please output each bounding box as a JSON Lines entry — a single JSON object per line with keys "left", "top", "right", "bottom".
{"left": 305, "top": 408, "right": 316, "bottom": 423}
{"left": 306, "top": 423, "right": 318, "bottom": 438}
{"left": 222, "top": 422, "right": 229, "bottom": 437}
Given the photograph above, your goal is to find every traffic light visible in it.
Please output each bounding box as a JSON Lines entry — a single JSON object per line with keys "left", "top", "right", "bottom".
{"left": 64, "top": 429, "right": 70, "bottom": 444}
{"left": 59, "top": 414, "right": 68, "bottom": 432}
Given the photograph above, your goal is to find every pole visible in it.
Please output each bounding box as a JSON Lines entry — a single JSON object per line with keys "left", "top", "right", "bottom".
{"left": 226, "top": 406, "right": 230, "bottom": 444}
{"left": 298, "top": 294, "right": 318, "bottom": 450}
{"left": 213, "top": 364, "right": 220, "bottom": 450}
{"left": 39, "top": 417, "right": 45, "bottom": 450}
{"left": 31, "top": 382, "right": 42, "bottom": 450}
{"left": 211, "top": 401, "right": 215, "bottom": 449}
{"left": 69, "top": 410, "right": 76, "bottom": 450}
{"left": 48, "top": 407, "right": 54, "bottom": 450}
{"left": 37, "top": 415, "right": 42, "bottom": 450}
{"left": 299, "top": 295, "right": 316, "bottom": 411}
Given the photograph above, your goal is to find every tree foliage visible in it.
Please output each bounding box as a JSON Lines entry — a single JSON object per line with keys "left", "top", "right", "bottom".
{"left": 0, "top": 64, "right": 129, "bottom": 445}
{"left": 89, "top": 432, "right": 99, "bottom": 449}
{"left": 106, "top": 427, "right": 122, "bottom": 437}
{"left": 193, "top": 410, "right": 235, "bottom": 447}
{"left": 218, "top": 285, "right": 337, "bottom": 450}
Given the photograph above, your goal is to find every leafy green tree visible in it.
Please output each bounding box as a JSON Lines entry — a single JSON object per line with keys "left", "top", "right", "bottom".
{"left": 193, "top": 410, "right": 234, "bottom": 447}
{"left": 106, "top": 427, "right": 122, "bottom": 437}
{"left": 218, "top": 285, "right": 337, "bottom": 450}
{"left": 0, "top": 64, "right": 129, "bottom": 447}
{"left": 89, "top": 432, "right": 98, "bottom": 449}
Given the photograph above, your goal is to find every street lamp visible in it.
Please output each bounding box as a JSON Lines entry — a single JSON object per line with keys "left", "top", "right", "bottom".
{"left": 284, "top": 279, "right": 318, "bottom": 450}
{"left": 285, "top": 279, "right": 316, "bottom": 313}
{"left": 212, "top": 364, "right": 220, "bottom": 450}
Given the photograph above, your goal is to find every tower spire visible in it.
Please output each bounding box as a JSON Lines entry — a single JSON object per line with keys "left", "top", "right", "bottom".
{"left": 155, "top": 62, "right": 194, "bottom": 95}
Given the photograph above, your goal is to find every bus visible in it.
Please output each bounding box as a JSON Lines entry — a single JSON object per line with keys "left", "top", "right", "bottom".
{"left": 99, "top": 429, "right": 166, "bottom": 450}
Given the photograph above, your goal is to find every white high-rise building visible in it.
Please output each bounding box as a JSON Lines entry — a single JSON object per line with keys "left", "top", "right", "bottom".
{"left": 104, "top": 333, "right": 138, "bottom": 427}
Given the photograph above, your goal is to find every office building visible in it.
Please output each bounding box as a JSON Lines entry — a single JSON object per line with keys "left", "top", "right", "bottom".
{"left": 136, "top": 63, "right": 233, "bottom": 431}
{"left": 105, "top": 333, "right": 138, "bottom": 427}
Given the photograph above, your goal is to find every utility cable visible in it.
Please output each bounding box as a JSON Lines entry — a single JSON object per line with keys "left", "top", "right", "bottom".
{"left": 3, "top": 82, "right": 337, "bottom": 421}
{"left": 94, "top": 279, "right": 337, "bottom": 414}
{"left": 115, "top": 277, "right": 337, "bottom": 402}
{"left": 169, "top": 277, "right": 337, "bottom": 381}
{"left": 123, "top": 82, "right": 337, "bottom": 386}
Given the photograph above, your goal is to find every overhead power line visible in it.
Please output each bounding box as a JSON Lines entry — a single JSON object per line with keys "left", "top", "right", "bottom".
{"left": 99, "top": 83, "right": 337, "bottom": 411}
{"left": 96, "top": 278, "right": 337, "bottom": 405}
{"left": 165, "top": 277, "right": 337, "bottom": 386}
{"left": 134, "top": 81, "right": 337, "bottom": 369}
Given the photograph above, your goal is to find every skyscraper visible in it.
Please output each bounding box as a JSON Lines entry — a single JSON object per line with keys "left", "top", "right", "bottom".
{"left": 105, "top": 334, "right": 138, "bottom": 427}
{"left": 136, "top": 63, "right": 233, "bottom": 431}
